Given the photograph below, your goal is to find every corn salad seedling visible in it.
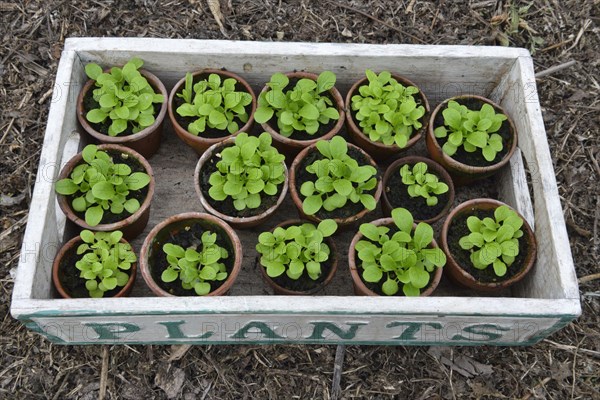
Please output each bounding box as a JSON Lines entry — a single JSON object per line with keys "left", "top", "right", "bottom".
{"left": 75, "top": 230, "right": 135, "bottom": 298}
{"left": 434, "top": 100, "right": 508, "bottom": 162}
{"left": 208, "top": 132, "right": 286, "bottom": 211}
{"left": 160, "top": 231, "right": 229, "bottom": 295}
{"left": 300, "top": 136, "right": 378, "bottom": 215}
{"left": 176, "top": 72, "right": 252, "bottom": 135}
{"left": 399, "top": 162, "right": 449, "bottom": 206}
{"left": 356, "top": 208, "right": 446, "bottom": 296}
{"left": 458, "top": 205, "right": 524, "bottom": 277}
{"left": 254, "top": 71, "right": 340, "bottom": 136}
{"left": 351, "top": 70, "right": 426, "bottom": 148}
{"left": 256, "top": 220, "right": 337, "bottom": 281}
{"left": 55, "top": 144, "right": 151, "bottom": 226}
{"left": 84, "top": 57, "right": 164, "bottom": 136}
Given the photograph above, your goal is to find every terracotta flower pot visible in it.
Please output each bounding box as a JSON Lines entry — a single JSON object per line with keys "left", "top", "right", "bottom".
{"left": 345, "top": 73, "right": 430, "bottom": 162}
{"left": 257, "top": 219, "right": 338, "bottom": 295}
{"left": 77, "top": 69, "right": 168, "bottom": 159}
{"left": 259, "top": 71, "right": 345, "bottom": 159}
{"left": 425, "top": 95, "right": 517, "bottom": 186}
{"left": 348, "top": 217, "right": 443, "bottom": 296}
{"left": 382, "top": 155, "right": 455, "bottom": 224}
{"left": 440, "top": 198, "right": 537, "bottom": 292}
{"left": 194, "top": 137, "right": 289, "bottom": 229}
{"left": 52, "top": 235, "right": 137, "bottom": 299}
{"left": 168, "top": 69, "right": 257, "bottom": 155}
{"left": 289, "top": 141, "right": 382, "bottom": 228}
{"left": 56, "top": 144, "right": 155, "bottom": 240}
{"left": 139, "top": 212, "right": 243, "bottom": 297}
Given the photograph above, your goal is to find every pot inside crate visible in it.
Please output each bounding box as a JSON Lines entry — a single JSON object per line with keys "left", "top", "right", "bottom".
{"left": 426, "top": 95, "right": 517, "bottom": 185}
{"left": 382, "top": 155, "right": 454, "bottom": 224}
{"left": 140, "top": 212, "right": 242, "bottom": 297}
{"left": 345, "top": 70, "right": 430, "bottom": 162}
{"left": 168, "top": 69, "right": 257, "bottom": 155}
{"left": 255, "top": 219, "right": 338, "bottom": 295}
{"left": 440, "top": 198, "right": 537, "bottom": 292}
{"left": 55, "top": 144, "right": 155, "bottom": 240}
{"left": 76, "top": 59, "right": 168, "bottom": 159}
{"left": 194, "top": 132, "right": 289, "bottom": 229}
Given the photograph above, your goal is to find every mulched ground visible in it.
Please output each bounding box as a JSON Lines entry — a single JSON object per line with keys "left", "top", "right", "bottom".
{"left": 1, "top": 0, "right": 599, "bottom": 399}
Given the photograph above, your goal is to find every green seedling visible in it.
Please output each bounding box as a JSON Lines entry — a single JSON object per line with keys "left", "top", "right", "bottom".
{"left": 399, "top": 162, "right": 449, "bottom": 206}
{"left": 458, "top": 205, "right": 524, "bottom": 277}
{"left": 160, "top": 231, "right": 229, "bottom": 296}
{"left": 433, "top": 100, "right": 508, "bottom": 162}
{"left": 356, "top": 208, "right": 446, "bottom": 296}
{"left": 254, "top": 71, "right": 340, "bottom": 137}
{"left": 84, "top": 57, "right": 164, "bottom": 136}
{"left": 351, "top": 70, "right": 426, "bottom": 148}
{"left": 256, "top": 219, "right": 338, "bottom": 281}
{"left": 55, "top": 144, "right": 151, "bottom": 227}
{"left": 176, "top": 72, "right": 253, "bottom": 135}
{"left": 208, "top": 132, "right": 286, "bottom": 211}
{"left": 74, "top": 230, "right": 136, "bottom": 298}
{"left": 300, "top": 136, "right": 378, "bottom": 215}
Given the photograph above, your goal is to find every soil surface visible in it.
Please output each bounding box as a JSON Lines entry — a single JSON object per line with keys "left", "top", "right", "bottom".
{"left": 1, "top": 1, "right": 599, "bottom": 399}
{"left": 385, "top": 161, "right": 450, "bottom": 221}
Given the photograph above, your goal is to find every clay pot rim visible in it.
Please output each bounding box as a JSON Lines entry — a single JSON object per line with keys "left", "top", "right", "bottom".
{"left": 426, "top": 94, "right": 518, "bottom": 174}
{"left": 289, "top": 141, "right": 383, "bottom": 226}
{"left": 52, "top": 235, "right": 137, "bottom": 299}
{"left": 382, "top": 155, "right": 455, "bottom": 224}
{"left": 139, "top": 212, "right": 243, "bottom": 297}
{"left": 167, "top": 69, "right": 257, "bottom": 147}
{"left": 194, "top": 137, "right": 289, "bottom": 227}
{"left": 259, "top": 71, "right": 346, "bottom": 149}
{"left": 345, "top": 72, "right": 430, "bottom": 152}
{"left": 440, "top": 198, "right": 537, "bottom": 290}
{"left": 347, "top": 217, "right": 443, "bottom": 297}
{"left": 77, "top": 68, "right": 168, "bottom": 144}
{"left": 56, "top": 144, "right": 155, "bottom": 232}
{"left": 256, "top": 218, "right": 338, "bottom": 295}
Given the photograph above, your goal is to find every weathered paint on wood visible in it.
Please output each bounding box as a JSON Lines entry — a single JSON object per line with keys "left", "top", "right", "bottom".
{"left": 11, "top": 38, "right": 580, "bottom": 345}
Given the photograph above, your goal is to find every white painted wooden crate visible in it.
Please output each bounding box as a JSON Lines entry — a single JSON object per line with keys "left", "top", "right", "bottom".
{"left": 11, "top": 38, "right": 580, "bottom": 345}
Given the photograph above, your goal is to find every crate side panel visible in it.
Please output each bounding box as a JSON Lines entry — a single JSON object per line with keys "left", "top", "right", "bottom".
{"left": 12, "top": 51, "right": 83, "bottom": 304}
{"left": 73, "top": 40, "right": 516, "bottom": 102}
{"left": 490, "top": 57, "right": 579, "bottom": 302}
{"left": 27, "top": 312, "right": 563, "bottom": 345}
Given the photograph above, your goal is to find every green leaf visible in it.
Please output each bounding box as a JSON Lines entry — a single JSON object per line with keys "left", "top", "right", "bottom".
{"left": 299, "top": 104, "right": 319, "bottom": 120}
{"left": 442, "top": 107, "right": 462, "bottom": 130}
{"left": 359, "top": 223, "right": 380, "bottom": 242}
{"left": 362, "top": 266, "right": 383, "bottom": 283}
{"left": 493, "top": 259, "right": 507, "bottom": 277}
{"left": 466, "top": 131, "right": 488, "bottom": 148}
{"left": 86, "top": 109, "right": 108, "bottom": 124}
{"left": 91, "top": 181, "right": 115, "bottom": 200}
{"left": 163, "top": 243, "right": 185, "bottom": 258}
{"left": 391, "top": 208, "right": 413, "bottom": 234}
{"left": 382, "top": 278, "right": 399, "bottom": 296}
{"left": 123, "top": 198, "right": 140, "bottom": 213}
{"left": 466, "top": 216, "right": 482, "bottom": 232}
{"left": 125, "top": 172, "right": 151, "bottom": 190}
{"left": 85, "top": 63, "right": 103, "bottom": 80}
{"left": 316, "top": 71, "right": 336, "bottom": 93}
{"left": 254, "top": 107, "right": 274, "bottom": 123}
{"left": 302, "top": 195, "right": 323, "bottom": 215}
{"left": 265, "top": 261, "right": 285, "bottom": 278}
{"left": 409, "top": 266, "right": 430, "bottom": 289}
{"left": 80, "top": 230, "right": 95, "bottom": 243}
{"left": 194, "top": 282, "right": 211, "bottom": 296}
{"left": 359, "top": 194, "right": 376, "bottom": 211}
{"left": 161, "top": 268, "right": 179, "bottom": 283}
{"left": 332, "top": 179, "right": 353, "bottom": 196}
{"left": 55, "top": 179, "right": 79, "bottom": 195}
{"left": 402, "top": 283, "right": 420, "bottom": 297}
{"left": 413, "top": 222, "right": 433, "bottom": 250}
{"left": 317, "top": 219, "right": 337, "bottom": 237}
{"left": 329, "top": 136, "right": 348, "bottom": 159}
